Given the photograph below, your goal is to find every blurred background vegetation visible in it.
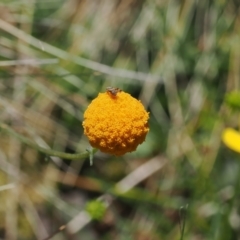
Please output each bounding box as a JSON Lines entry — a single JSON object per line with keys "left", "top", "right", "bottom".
{"left": 0, "top": 0, "right": 240, "bottom": 239}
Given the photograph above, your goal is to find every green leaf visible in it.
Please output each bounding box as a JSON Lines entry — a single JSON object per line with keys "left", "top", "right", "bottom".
{"left": 225, "top": 91, "right": 240, "bottom": 111}
{"left": 85, "top": 200, "right": 106, "bottom": 221}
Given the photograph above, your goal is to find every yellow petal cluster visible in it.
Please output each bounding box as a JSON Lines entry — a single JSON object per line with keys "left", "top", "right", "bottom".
{"left": 82, "top": 90, "right": 149, "bottom": 156}
{"left": 222, "top": 128, "right": 240, "bottom": 153}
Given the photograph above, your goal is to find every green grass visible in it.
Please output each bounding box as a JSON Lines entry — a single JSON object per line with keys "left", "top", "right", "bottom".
{"left": 0, "top": 0, "right": 240, "bottom": 239}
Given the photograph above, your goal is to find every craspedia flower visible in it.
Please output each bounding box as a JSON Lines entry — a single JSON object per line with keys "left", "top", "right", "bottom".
{"left": 82, "top": 88, "right": 149, "bottom": 156}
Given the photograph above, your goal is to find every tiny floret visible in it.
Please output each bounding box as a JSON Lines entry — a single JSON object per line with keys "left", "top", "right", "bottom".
{"left": 82, "top": 88, "right": 149, "bottom": 156}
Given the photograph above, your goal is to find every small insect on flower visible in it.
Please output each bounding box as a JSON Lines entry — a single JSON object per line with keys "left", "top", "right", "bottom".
{"left": 106, "top": 87, "right": 122, "bottom": 96}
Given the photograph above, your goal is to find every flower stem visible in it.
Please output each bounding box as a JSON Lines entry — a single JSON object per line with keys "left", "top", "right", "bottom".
{"left": 0, "top": 123, "right": 97, "bottom": 160}
{"left": 179, "top": 204, "right": 188, "bottom": 240}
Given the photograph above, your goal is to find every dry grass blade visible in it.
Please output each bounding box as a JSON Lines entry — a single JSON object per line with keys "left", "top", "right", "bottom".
{"left": 56, "top": 156, "right": 167, "bottom": 235}
{"left": 0, "top": 19, "right": 161, "bottom": 82}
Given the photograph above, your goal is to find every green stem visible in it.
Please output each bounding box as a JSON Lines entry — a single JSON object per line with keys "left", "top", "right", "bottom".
{"left": 0, "top": 123, "right": 97, "bottom": 160}
{"left": 179, "top": 204, "right": 188, "bottom": 240}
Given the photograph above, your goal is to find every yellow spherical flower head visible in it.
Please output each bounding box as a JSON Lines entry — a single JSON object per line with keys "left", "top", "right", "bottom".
{"left": 82, "top": 88, "right": 149, "bottom": 156}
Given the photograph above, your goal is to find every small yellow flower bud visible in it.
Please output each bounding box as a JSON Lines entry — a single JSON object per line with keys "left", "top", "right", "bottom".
{"left": 222, "top": 128, "right": 240, "bottom": 153}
